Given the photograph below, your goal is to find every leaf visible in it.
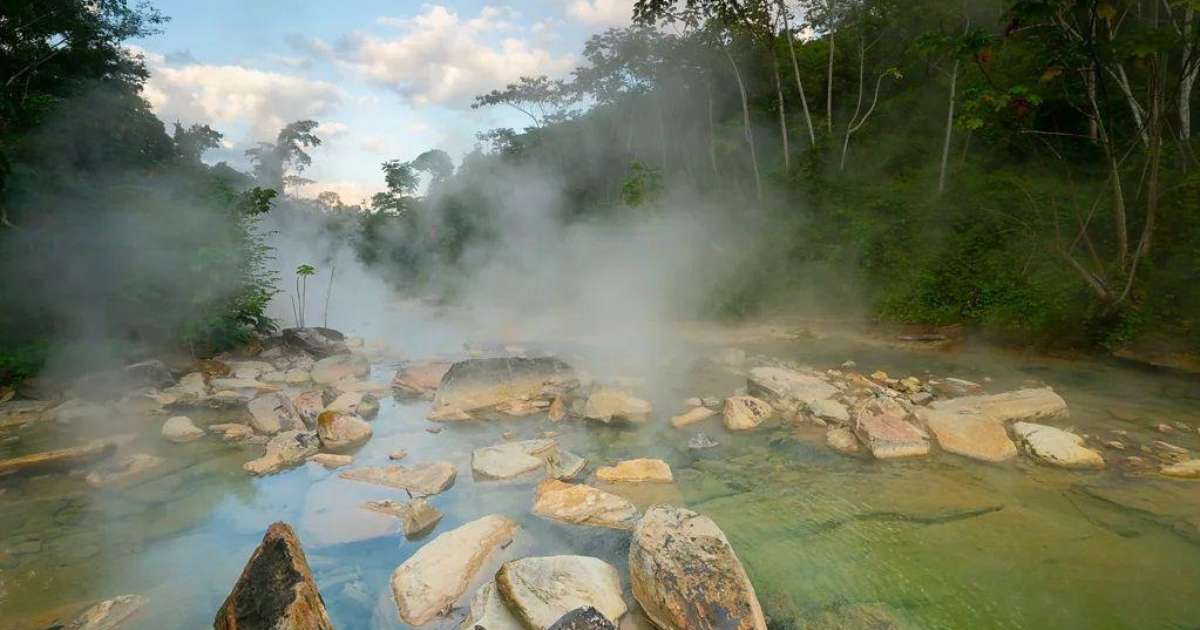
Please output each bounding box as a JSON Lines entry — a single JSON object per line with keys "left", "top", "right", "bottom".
{"left": 1040, "top": 67, "right": 1063, "bottom": 83}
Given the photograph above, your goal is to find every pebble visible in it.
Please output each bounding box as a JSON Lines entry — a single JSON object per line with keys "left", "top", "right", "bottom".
{"left": 1156, "top": 423, "right": 1175, "bottom": 433}
{"left": 426, "top": 426, "right": 442, "bottom": 434}
{"left": 1104, "top": 440, "right": 1126, "bottom": 450}
{"left": 389, "top": 450, "right": 408, "bottom": 461}
{"left": 841, "top": 360, "right": 857, "bottom": 368}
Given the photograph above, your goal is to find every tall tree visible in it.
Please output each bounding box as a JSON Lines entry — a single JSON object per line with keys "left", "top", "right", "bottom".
{"left": 245, "top": 120, "right": 322, "bottom": 192}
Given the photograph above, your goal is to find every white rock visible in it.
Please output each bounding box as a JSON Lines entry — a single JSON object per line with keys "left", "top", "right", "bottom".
{"left": 161, "top": 416, "right": 204, "bottom": 443}
{"left": 496, "top": 556, "right": 627, "bottom": 628}
{"left": 1011, "top": 422, "right": 1105, "bottom": 469}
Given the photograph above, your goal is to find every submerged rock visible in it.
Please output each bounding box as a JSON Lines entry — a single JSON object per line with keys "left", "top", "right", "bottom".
{"left": 339, "top": 462, "right": 457, "bottom": 497}
{"left": 826, "top": 426, "right": 861, "bottom": 455}
{"left": 315, "top": 410, "right": 373, "bottom": 452}
{"left": 161, "top": 416, "right": 205, "bottom": 443}
{"left": 64, "top": 594, "right": 148, "bottom": 630}
{"left": 0, "top": 439, "right": 117, "bottom": 476}
{"left": 248, "top": 392, "right": 304, "bottom": 435}
{"left": 546, "top": 450, "right": 589, "bottom": 481}
{"left": 0, "top": 399, "right": 55, "bottom": 429}
{"left": 208, "top": 423, "right": 255, "bottom": 443}
{"left": 853, "top": 397, "right": 929, "bottom": 459}
{"left": 628, "top": 505, "right": 766, "bottom": 630}
{"left": 722, "top": 396, "right": 773, "bottom": 431}
{"left": 391, "top": 514, "right": 519, "bottom": 626}
{"left": 310, "top": 453, "right": 353, "bottom": 469}
{"left": 472, "top": 438, "right": 559, "bottom": 480}
{"left": 533, "top": 479, "right": 638, "bottom": 530}
{"left": 595, "top": 458, "right": 673, "bottom": 483}
{"left": 495, "top": 556, "right": 627, "bottom": 629}
{"left": 364, "top": 498, "right": 443, "bottom": 537}
{"left": 1011, "top": 422, "right": 1105, "bottom": 469}
{"left": 214, "top": 522, "right": 333, "bottom": 630}
{"left": 244, "top": 431, "right": 320, "bottom": 476}
{"left": 392, "top": 361, "right": 453, "bottom": 396}
{"left": 326, "top": 391, "right": 380, "bottom": 419}
{"left": 687, "top": 433, "right": 720, "bottom": 450}
{"left": 671, "top": 406, "right": 716, "bottom": 428}
{"left": 431, "top": 357, "right": 577, "bottom": 417}
{"left": 311, "top": 353, "right": 370, "bottom": 386}
{"left": 583, "top": 387, "right": 652, "bottom": 423}
{"left": 85, "top": 453, "right": 165, "bottom": 488}
{"left": 52, "top": 399, "right": 113, "bottom": 425}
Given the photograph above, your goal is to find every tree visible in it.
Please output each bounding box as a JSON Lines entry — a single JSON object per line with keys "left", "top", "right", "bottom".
{"left": 370, "top": 159, "right": 419, "bottom": 215}
{"left": 471, "top": 76, "right": 577, "bottom": 128}
{"left": 245, "top": 120, "right": 322, "bottom": 192}
{"left": 173, "top": 122, "right": 223, "bottom": 165}
{"left": 412, "top": 149, "right": 455, "bottom": 190}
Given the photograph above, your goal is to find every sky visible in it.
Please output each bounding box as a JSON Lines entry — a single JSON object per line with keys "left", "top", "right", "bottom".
{"left": 133, "top": 1, "right": 636, "bottom": 204}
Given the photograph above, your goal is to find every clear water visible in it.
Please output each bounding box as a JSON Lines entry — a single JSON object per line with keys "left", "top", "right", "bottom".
{"left": 2, "top": 331, "right": 1199, "bottom": 629}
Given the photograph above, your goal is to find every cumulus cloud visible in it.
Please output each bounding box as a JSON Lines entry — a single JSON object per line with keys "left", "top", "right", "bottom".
{"left": 337, "top": 4, "right": 573, "bottom": 107}
{"left": 565, "top": 0, "right": 636, "bottom": 26}
{"left": 316, "top": 121, "right": 350, "bottom": 139}
{"left": 136, "top": 48, "right": 344, "bottom": 140}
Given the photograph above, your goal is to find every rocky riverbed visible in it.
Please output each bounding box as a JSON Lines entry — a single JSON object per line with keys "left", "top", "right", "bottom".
{"left": 1, "top": 319, "right": 1199, "bottom": 629}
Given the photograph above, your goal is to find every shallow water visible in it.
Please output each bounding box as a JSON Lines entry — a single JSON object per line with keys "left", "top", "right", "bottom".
{"left": 2, "top": 330, "right": 1199, "bottom": 629}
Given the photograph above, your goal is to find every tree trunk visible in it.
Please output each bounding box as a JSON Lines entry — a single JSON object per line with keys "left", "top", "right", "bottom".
{"left": 1179, "top": 8, "right": 1196, "bottom": 142}
{"left": 937, "top": 59, "right": 960, "bottom": 194}
{"left": 657, "top": 93, "right": 669, "bottom": 171}
{"left": 707, "top": 82, "right": 721, "bottom": 178}
{"left": 782, "top": 2, "right": 816, "bottom": 147}
{"left": 773, "top": 52, "right": 790, "bottom": 172}
{"left": 840, "top": 38, "right": 867, "bottom": 171}
{"left": 826, "top": 0, "right": 837, "bottom": 136}
{"left": 725, "top": 48, "right": 764, "bottom": 201}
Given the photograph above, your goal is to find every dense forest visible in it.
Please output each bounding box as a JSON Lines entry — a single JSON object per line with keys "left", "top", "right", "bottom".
{"left": 3, "top": 0, "right": 1199, "bottom": 386}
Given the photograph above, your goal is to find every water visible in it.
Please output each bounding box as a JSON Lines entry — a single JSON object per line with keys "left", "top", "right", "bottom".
{"left": 2, "top": 328, "right": 1199, "bottom": 629}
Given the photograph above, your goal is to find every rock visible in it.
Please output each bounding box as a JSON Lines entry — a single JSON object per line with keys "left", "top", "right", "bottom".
{"left": 825, "top": 426, "right": 861, "bottom": 455}
{"left": 339, "top": 462, "right": 457, "bottom": 497}
{"left": 281, "top": 326, "right": 349, "bottom": 358}
{"left": 315, "top": 410, "right": 373, "bottom": 452}
{"left": 326, "top": 391, "right": 380, "bottom": 419}
{"left": 311, "top": 353, "right": 370, "bottom": 386}
{"left": 1156, "top": 423, "right": 1175, "bottom": 433}
{"left": 923, "top": 415, "right": 1017, "bottom": 464}
{"left": 214, "top": 522, "right": 333, "bottom": 630}
{"left": 473, "top": 439, "right": 559, "bottom": 480}
{"left": 230, "top": 361, "right": 275, "bottom": 380}
{"left": 584, "top": 387, "right": 652, "bottom": 423}
{"left": 52, "top": 399, "right": 112, "bottom": 425}
{"left": 870, "top": 370, "right": 889, "bottom": 381}
{"left": 162, "top": 416, "right": 204, "bottom": 443}
{"left": 533, "top": 480, "right": 638, "bottom": 530}
{"left": 853, "top": 397, "right": 929, "bottom": 459}
{"left": 0, "top": 439, "right": 117, "bottom": 476}
{"left": 701, "top": 397, "right": 722, "bottom": 410}
{"left": 0, "top": 399, "right": 55, "bottom": 428}
{"left": 548, "top": 607, "right": 618, "bottom": 630}
{"left": 1104, "top": 440, "right": 1126, "bottom": 450}
{"left": 909, "top": 391, "right": 933, "bottom": 405}
{"left": 244, "top": 431, "right": 320, "bottom": 476}
{"left": 391, "top": 514, "right": 519, "bottom": 626}
{"left": 808, "top": 398, "right": 850, "bottom": 424}
{"left": 363, "top": 498, "right": 443, "bottom": 537}
{"left": 1011, "top": 422, "right": 1105, "bottom": 469}
{"left": 1150, "top": 440, "right": 1190, "bottom": 463}
{"left": 427, "top": 425, "right": 443, "bottom": 434}
{"left": 747, "top": 366, "right": 839, "bottom": 409}
{"left": 1160, "top": 459, "right": 1200, "bottom": 478}
{"left": 85, "top": 453, "right": 165, "bottom": 488}
{"left": 628, "top": 505, "right": 766, "bottom": 630}
{"left": 595, "top": 458, "right": 673, "bottom": 483}
{"left": 63, "top": 594, "right": 148, "bottom": 630}
{"left": 921, "top": 387, "right": 1068, "bottom": 423}
{"left": 546, "top": 450, "right": 588, "bottom": 481}
{"left": 722, "top": 396, "right": 773, "bottom": 431}
{"left": 284, "top": 369, "right": 311, "bottom": 385}
{"left": 389, "top": 449, "right": 409, "bottom": 461}
{"left": 548, "top": 395, "right": 567, "bottom": 422}
{"left": 684, "top": 397, "right": 702, "bottom": 407}
{"left": 248, "top": 392, "right": 304, "bottom": 435}
{"left": 671, "top": 407, "right": 716, "bottom": 428}
{"left": 495, "top": 556, "right": 627, "bottom": 629}
{"left": 292, "top": 390, "right": 328, "bottom": 428}
{"left": 687, "top": 433, "right": 720, "bottom": 450}
{"left": 210, "top": 378, "right": 280, "bottom": 393}
{"left": 124, "top": 359, "right": 175, "bottom": 389}
{"left": 310, "top": 453, "right": 353, "bottom": 469}
{"left": 208, "top": 423, "right": 255, "bottom": 442}
{"left": 930, "top": 377, "right": 984, "bottom": 398}
{"left": 392, "top": 361, "right": 453, "bottom": 396}
{"left": 431, "top": 357, "right": 577, "bottom": 417}
{"left": 429, "top": 405, "right": 471, "bottom": 421}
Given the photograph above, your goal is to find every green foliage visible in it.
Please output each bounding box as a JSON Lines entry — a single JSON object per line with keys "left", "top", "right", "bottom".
{"left": 621, "top": 161, "right": 664, "bottom": 206}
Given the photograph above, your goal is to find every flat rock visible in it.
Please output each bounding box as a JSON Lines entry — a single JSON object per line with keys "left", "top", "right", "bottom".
{"left": 1161, "top": 459, "right": 1200, "bottom": 478}
{"left": 210, "top": 378, "right": 280, "bottom": 393}
{"left": 214, "top": 522, "right": 333, "bottom": 629}
{"left": 391, "top": 514, "right": 519, "bottom": 626}
{"left": 162, "top": 416, "right": 204, "bottom": 443}
{"left": 311, "top": 353, "right": 370, "bottom": 386}
{"left": 920, "top": 387, "right": 1068, "bottom": 425}
{"left": 364, "top": 498, "right": 443, "bottom": 537}
{"left": 431, "top": 357, "right": 576, "bottom": 416}
{"left": 85, "top": 453, "right": 165, "bottom": 488}
{"left": 931, "top": 377, "right": 984, "bottom": 398}
{"left": 924, "top": 414, "right": 1017, "bottom": 463}
{"left": 723, "top": 396, "right": 773, "bottom": 431}
{"left": 1012, "top": 422, "right": 1105, "bottom": 469}
{"left": 248, "top": 392, "right": 304, "bottom": 435}
{"left": 0, "top": 439, "right": 117, "bottom": 476}
{"left": 747, "top": 366, "right": 839, "bottom": 410}
{"left": 583, "top": 387, "right": 652, "bottom": 423}
{"left": 825, "top": 426, "right": 861, "bottom": 455}
{"left": 462, "top": 580, "right": 523, "bottom": 630}
{"left": 496, "top": 556, "right": 627, "bottom": 629}
{"left": 392, "top": 361, "right": 453, "bottom": 396}
{"left": 244, "top": 431, "right": 320, "bottom": 476}
{"left": 808, "top": 399, "right": 850, "bottom": 424}
{"left": 208, "top": 423, "right": 255, "bottom": 442}
{"left": 326, "top": 391, "right": 380, "bottom": 419}
{"left": 64, "top": 594, "right": 148, "bottom": 630}
{"left": 473, "top": 439, "right": 559, "bottom": 480}
{"left": 293, "top": 391, "right": 328, "bottom": 429}
{"left": 533, "top": 480, "right": 638, "bottom": 530}
{"left": 670, "top": 407, "right": 716, "bottom": 428}
{"left": 853, "top": 397, "right": 929, "bottom": 459}
{"left": 310, "top": 453, "right": 353, "bottom": 469}
{"left": 546, "top": 450, "right": 588, "bottom": 481}
{"left": 629, "top": 505, "right": 766, "bottom": 630}
{"left": 316, "top": 410, "right": 373, "bottom": 452}
{"left": 339, "top": 462, "right": 457, "bottom": 497}
{"left": 0, "top": 399, "right": 55, "bottom": 428}
{"left": 595, "top": 458, "right": 672, "bottom": 483}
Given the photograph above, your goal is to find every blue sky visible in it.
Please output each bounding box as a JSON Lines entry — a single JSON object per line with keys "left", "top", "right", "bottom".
{"left": 132, "top": 1, "right": 635, "bottom": 203}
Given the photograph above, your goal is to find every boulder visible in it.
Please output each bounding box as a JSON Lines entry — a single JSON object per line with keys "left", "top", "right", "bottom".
{"left": 214, "top": 522, "right": 333, "bottom": 630}
{"left": 364, "top": 498, "right": 443, "bottom": 537}
{"left": 244, "top": 431, "right": 320, "bottom": 476}
{"left": 52, "top": 399, "right": 112, "bottom": 425}
{"left": 248, "top": 393, "right": 304, "bottom": 435}
{"left": 463, "top": 581, "right": 524, "bottom": 630}
{"left": 472, "top": 439, "right": 559, "bottom": 480}
{"left": 284, "top": 369, "right": 311, "bottom": 385}
{"left": 161, "top": 372, "right": 208, "bottom": 404}
{"left": 431, "top": 357, "right": 577, "bottom": 417}
{"left": 747, "top": 366, "right": 839, "bottom": 412}
{"left": 0, "top": 439, "right": 117, "bottom": 476}
{"left": 546, "top": 450, "right": 588, "bottom": 481}
{"left": 671, "top": 407, "right": 716, "bottom": 428}
{"left": 326, "top": 391, "right": 380, "bottom": 419}
{"left": 123, "top": 359, "right": 175, "bottom": 389}
{"left": 208, "top": 423, "right": 255, "bottom": 443}
{"left": 310, "top": 453, "right": 352, "bottom": 469}
{"left": 924, "top": 414, "right": 1017, "bottom": 463}
{"left": 930, "top": 377, "right": 984, "bottom": 398}
{"left": 595, "top": 458, "right": 673, "bottom": 483}
{"left": 722, "top": 396, "right": 773, "bottom": 431}
{"left": 533, "top": 480, "right": 638, "bottom": 530}
{"left": 0, "top": 399, "right": 55, "bottom": 429}
{"left": 63, "top": 594, "right": 148, "bottom": 630}
{"left": 549, "top": 608, "right": 618, "bottom": 630}
{"left": 281, "top": 327, "right": 349, "bottom": 358}
{"left": 392, "top": 361, "right": 453, "bottom": 396}
{"left": 825, "top": 427, "right": 861, "bottom": 455}
{"left": 495, "top": 556, "right": 627, "bottom": 629}
{"left": 292, "top": 391, "right": 329, "bottom": 429}
{"left": 1011, "top": 422, "right": 1105, "bottom": 469}
{"left": 919, "top": 387, "right": 1068, "bottom": 426}
{"left": 629, "top": 505, "right": 766, "bottom": 630}
{"left": 1161, "top": 459, "right": 1200, "bottom": 478}
{"left": 583, "top": 387, "right": 652, "bottom": 423}
{"left": 315, "top": 410, "right": 373, "bottom": 452}
{"left": 230, "top": 361, "right": 275, "bottom": 380}
{"left": 162, "top": 416, "right": 204, "bottom": 443}
{"left": 85, "top": 453, "right": 165, "bottom": 488}
{"left": 339, "top": 462, "right": 457, "bottom": 497}
{"left": 808, "top": 399, "right": 850, "bottom": 424}
{"left": 391, "top": 514, "right": 519, "bottom": 626}
{"left": 311, "top": 353, "right": 370, "bottom": 386}
{"left": 853, "top": 398, "right": 929, "bottom": 459}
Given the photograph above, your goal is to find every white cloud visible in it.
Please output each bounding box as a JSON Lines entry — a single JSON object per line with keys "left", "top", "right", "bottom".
{"left": 565, "top": 0, "right": 636, "bottom": 26}
{"left": 138, "top": 50, "right": 344, "bottom": 140}
{"left": 316, "top": 121, "right": 350, "bottom": 139}
{"left": 338, "top": 4, "right": 574, "bottom": 107}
